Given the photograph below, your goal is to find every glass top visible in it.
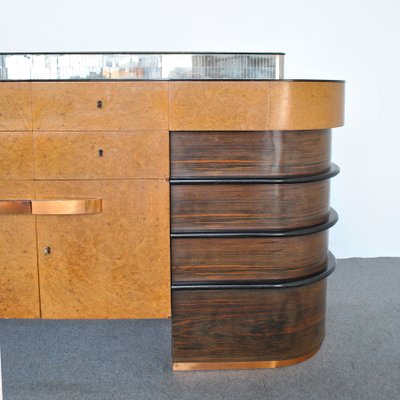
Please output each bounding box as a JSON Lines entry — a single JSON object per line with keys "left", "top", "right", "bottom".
{"left": 0, "top": 52, "right": 284, "bottom": 81}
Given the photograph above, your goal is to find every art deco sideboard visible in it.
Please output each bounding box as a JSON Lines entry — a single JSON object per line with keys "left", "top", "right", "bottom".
{"left": 0, "top": 53, "right": 344, "bottom": 369}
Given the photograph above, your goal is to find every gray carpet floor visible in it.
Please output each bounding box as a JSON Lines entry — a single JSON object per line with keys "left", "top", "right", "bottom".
{"left": 1, "top": 258, "right": 399, "bottom": 400}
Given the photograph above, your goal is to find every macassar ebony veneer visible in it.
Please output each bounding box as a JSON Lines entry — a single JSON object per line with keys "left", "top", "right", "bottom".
{"left": 172, "top": 253, "right": 335, "bottom": 370}
{"left": 171, "top": 165, "right": 338, "bottom": 233}
{"left": 171, "top": 130, "right": 332, "bottom": 178}
{"left": 171, "top": 211, "right": 338, "bottom": 283}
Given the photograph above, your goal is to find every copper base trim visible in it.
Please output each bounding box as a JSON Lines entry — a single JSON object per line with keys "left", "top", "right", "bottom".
{"left": 173, "top": 346, "right": 321, "bottom": 371}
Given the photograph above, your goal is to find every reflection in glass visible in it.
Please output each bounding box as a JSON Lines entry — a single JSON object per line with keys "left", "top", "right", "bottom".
{"left": 0, "top": 53, "right": 284, "bottom": 80}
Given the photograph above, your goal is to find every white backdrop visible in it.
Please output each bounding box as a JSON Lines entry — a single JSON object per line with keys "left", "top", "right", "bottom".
{"left": 1, "top": 0, "right": 399, "bottom": 258}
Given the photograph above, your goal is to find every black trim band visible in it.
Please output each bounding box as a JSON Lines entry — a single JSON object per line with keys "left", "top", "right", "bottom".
{"left": 170, "top": 164, "right": 339, "bottom": 185}
{"left": 171, "top": 208, "right": 338, "bottom": 238}
{"left": 172, "top": 252, "right": 336, "bottom": 290}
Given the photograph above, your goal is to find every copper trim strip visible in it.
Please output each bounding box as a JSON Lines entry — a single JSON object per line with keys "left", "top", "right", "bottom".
{"left": 172, "top": 346, "right": 321, "bottom": 371}
{"left": 0, "top": 198, "right": 102, "bottom": 215}
{"left": 31, "top": 198, "right": 102, "bottom": 215}
{"left": 0, "top": 200, "right": 31, "bottom": 214}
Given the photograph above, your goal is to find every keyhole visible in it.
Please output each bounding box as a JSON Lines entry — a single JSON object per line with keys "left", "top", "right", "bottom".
{"left": 44, "top": 246, "right": 51, "bottom": 255}
{"left": 97, "top": 100, "right": 103, "bottom": 109}
{"left": 98, "top": 149, "right": 104, "bottom": 157}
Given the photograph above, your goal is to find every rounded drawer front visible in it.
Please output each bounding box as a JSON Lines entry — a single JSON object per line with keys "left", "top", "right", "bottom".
{"left": 171, "top": 180, "right": 331, "bottom": 232}
{"left": 169, "top": 81, "right": 344, "bottom": 131}
{"left": 171, "top": 130, "right": 331, "bottom": 178}
{"left": 172, "top": 256, "right": 335, "bottom": 369}
{"left": 172, "top": 230, "right": 328, "bottom": 283}
{"left": 34, "top": 131, "right": 169, "bottom": 180}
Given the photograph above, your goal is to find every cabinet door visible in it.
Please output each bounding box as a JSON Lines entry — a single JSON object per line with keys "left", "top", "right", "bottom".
{"left": 35, "top": 180, "right": 170, "bottom": 319}
{"left": 31, "top": 82, "right": 169, "bottom": 131}
{"left": 0, "top": 181, "right": 40, "bottom": 318}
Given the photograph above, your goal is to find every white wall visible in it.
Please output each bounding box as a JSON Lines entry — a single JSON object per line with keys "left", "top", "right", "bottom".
{"left": 1, "top": 0, "right": 399, "bottom": 257}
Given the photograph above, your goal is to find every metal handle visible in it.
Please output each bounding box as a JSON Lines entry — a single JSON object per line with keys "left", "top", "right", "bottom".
{"left": 0, "top": 198, "right": 102, "bottom": 215}
{"left": 0, "top": 200, "right": 32, "bottom": 214}
{"left": 97, "top": 100, "right": 103, "bottom": 109}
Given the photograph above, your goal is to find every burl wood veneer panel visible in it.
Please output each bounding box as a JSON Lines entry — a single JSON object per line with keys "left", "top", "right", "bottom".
{"left": 172, "top": 280, "right": 326, "bottom": 363}
{"left": 0, "top": 83, "right": 32, "bottom": 131}
{"left": 269, "top": 81, "right": 345, "bottom": 130}
{"left": 172, "top": 231, "right": 328, "bottom": 283}
{"left": 169, "top": 82, "right": 270, "bottom": 131}
{"left": 171, "top": 130, "right": 331, "bottom": 178}
{"left": 171, "top": 181, "right": 330, "bottom": 232}
{"left": 34, "top": 131, "right": 169, "bottom": 179}
{"left": 35, "top": 180, "right": 170, "bottom": 319}
{"left": 0, "top": 181, "right": 40, "bottom": 318}
{"left": 31, "top": 82, "right": 168, "bottom": 131}
{"left": 169, "top": 81, "right": 344, "bottom": 131}
{"left": 0, "top": 132, "right": 34, "bottom": 179}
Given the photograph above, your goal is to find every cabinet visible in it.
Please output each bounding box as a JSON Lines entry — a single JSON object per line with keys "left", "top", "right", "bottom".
{"left": 0, "top": 79, "right": 345, "bottom": 371}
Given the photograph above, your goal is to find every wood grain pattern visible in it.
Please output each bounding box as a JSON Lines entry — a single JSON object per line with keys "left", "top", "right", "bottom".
{"left": 169, "top": 82, "right": 270, "bottom": 131}
{"left": 34, "top": 131, "right": 169, "bottom": 179}
{"left": 171, "top": 181, "right": 330, "bottom": 232}
{"left": 169, "top": 81, "right": 344, "bottom": 131}
{"left": 269, "top": 81, "right": 345, "bottom": 130}
{"left": 0, "top": 82, "right": 32, "bottom": 131}
{"left": 172, "top": 280, "right": 326, "bottom": 363}
{"left": 171, "top": 130, "right": 331, "bottom": 178}
{"left": 0, "top": 132, "right": 34, "bottom": 180}
{"left": 31, "top": 82, "right": 168, "bottom": 131}
{"left": 35, "top": 179, "right": 170, "bottom": 319}
{"left": 172, "top": 231, "right": 328, "bottom": 282}
{"left": 0, "top": 181, "right": 40, "bottom": 318}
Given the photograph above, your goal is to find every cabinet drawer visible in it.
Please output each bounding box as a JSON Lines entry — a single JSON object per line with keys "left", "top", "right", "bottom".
{"left": 31, "top": 82, "right": 168, "bottom": 131}
{"left": 169, "top": 82, "right": 270, "bottom": 131}
{"left": 169, "top": 81, "right": 345, "bottom": 131}
{"left": 0, "top": 181, "right": 40, "bottom": 318}
{"left": 171, "top": 130, "right": 331, "bottom": 178}
{"left": 172, "top": 280, "right": 326, "bottom": 365}
{"left": 34, "top": 131, "right": 169, "bottom": 179}
{"left": 0, "top": 83, "right": 32, "bottom": 131}
{"left": 0, "top": 132, "right": 34, "bottom": 180}
{"left": 171, "top": 181, "right": 330, "bottom": 232}
{"left": 172, "top": 231, "right": 328, "bottom": 283}
{"left": 35, "top": 179, "right": 170, "bottom": 319}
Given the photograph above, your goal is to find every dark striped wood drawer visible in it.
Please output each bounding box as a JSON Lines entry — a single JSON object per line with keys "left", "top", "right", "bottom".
{"left": 171, "top": 130, "right": 331, "bottom": 178}
{"left": 172, "top": 231, "right": 328, "bottom": 283}
{"left": 171, "top": 180, "right": 331, "bottom": 232}
{"left": 172, "top": 265, "right": 333, "bottom": 369}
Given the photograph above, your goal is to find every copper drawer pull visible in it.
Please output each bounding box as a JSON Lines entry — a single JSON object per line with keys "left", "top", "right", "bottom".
{"left": 0, "top": 200, "right": 32, "bottom": 214}
{"left": 0, "top": 198, "right": 102, "bottom": 215}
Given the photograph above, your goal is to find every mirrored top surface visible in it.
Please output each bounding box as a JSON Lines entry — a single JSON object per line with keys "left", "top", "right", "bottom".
{"left": 0, "top": 52, "right": 284, "bottom": 80}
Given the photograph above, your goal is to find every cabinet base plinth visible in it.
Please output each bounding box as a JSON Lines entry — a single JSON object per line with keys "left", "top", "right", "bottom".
{"left": 172, "top": 346, "right": 321, "bottom": 371}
